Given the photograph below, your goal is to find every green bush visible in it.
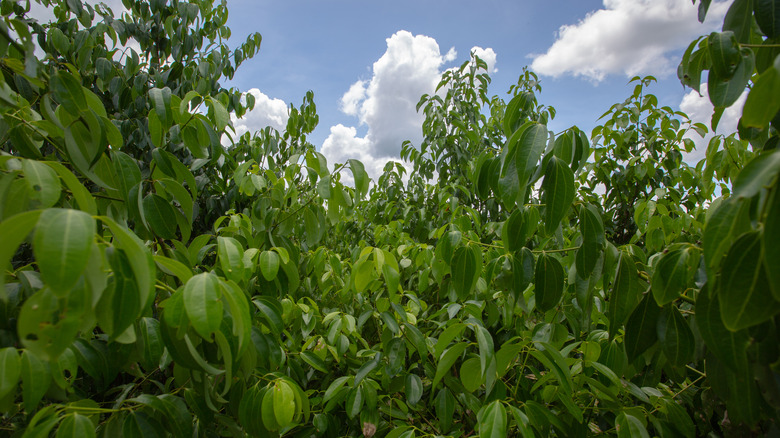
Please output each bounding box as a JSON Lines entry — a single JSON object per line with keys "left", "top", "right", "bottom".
{"left": 0, "top": 0, "right": 778, "bottom": 436}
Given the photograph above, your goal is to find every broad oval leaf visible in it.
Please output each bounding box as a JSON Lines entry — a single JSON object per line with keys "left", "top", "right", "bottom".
{"left": 657, "top": 306, "right": 695, "bottom": 368}
{"left": 625, "top": 292, "right": 661, "bottom": 362}
{"left": 273, "top": 380, "right": 297, "bottom": 428}
{"left": 718, "top": 230, "right": 780, "bottom": 331}
{"left": 451, "top": 246, "right": 479, "bottom": 299}
{"left": 259, "top": 250, "right": 280, "bottom": 281}
{"left": 534, "top": 253, "right": 565, "bottom": 312}
{"left": 142, "top": 193, "right": 178, "bottom": 240}
{"left": 651, "top": 248, "right": 695, "bottom": 306}
{"left": 183, "top": 273, "right": 223, "bottom": 340}
{"left": 608, "top": 251, "right": 640, "bottom": 338}
{"left": 541, "top": 156, "right": 575, "bottom": 235}
{"left": 696, "top": 285, "right": 749, "bottom": 372}
{"left": 34, "top": 208, "right": 95, "bottom": 295}
{"left": 0, "top": 347, "right": 21, "bottom": 400}
{"left": 478, "top": 400, "right": 507, "bottom": 438}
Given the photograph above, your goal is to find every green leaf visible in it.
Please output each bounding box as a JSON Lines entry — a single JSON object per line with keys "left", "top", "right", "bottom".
{"left": 33, "top": 208, "right": 95, "bottom": 295}
{"left": 217, "top": 236, "right": 244, "bottom": 284}
{"left": 733, "top": 149, "right": 780, "bottom": 198}
{"left": 0, "top": 210, "right": 42, "bottom": 300}
{"left": 723, "top": 0, "right": 753, "bottom": 42}
{"left": 56, "top": 413, "right": 95, "bottom": 438}
{"left": 512, "top": 248, "right": 535, "bottom": 304}
{"left": 695, "top": 285, "right": 749, "bottom": 371}
{"left": 405, "top": 374, "right": 423, "bottom": 405}
{"left": 18, "top": 288, "right": 83, "bottom": 360}
{"left": 0, "top": 347, "right": 20, "bottom": 400}
{"left": 208, "top": 98, "right": 230, "bottom": 132}
{"left": 253, "top": 296, "right": 284, "bottom": 335}
{"left": 742, "top": 57, "right": 780, "bottom": 128}
{"left": 273, "top": 380, "right": 296, "bottom": 428}
{"left": 513, "top": 123, "right": 548, "bottom": 204}
{"left": 433, "top": 342, "right": 468, "bottom": 389}
{"left": 616, "top": 412, "right": 649, "bottom": 438}
{"left": 354, "top": 353, "right": 382, "bottom": 387}
{"left": 765, "top": 186, "right": 780, "bottom": 297}
{"left": 502, "top": 208, "right": 530, "bottom": 253}
{"left": 183, "top": 273, "right": 223, "bottom": 339}
{"left": 657, "top": 306, "right": 695, "bottom": 368}
{"left": 531, "top": 342, "right": 573, "bottom": 394}
{"left": 451, "top": 246, "right": 480, "bottom": 299}
{"left": 438, "top": 230, "right": 462, "bottom": 264}
{"left": 708, "top": 48, "right": 753, "bottom": 107}
{"left": 348, "top": 159, "right": 369, "bottom": 199}
{"left": 98, "top": 216, "right": 155, "bottom": 310}
{"left": 541, "top": 156, "right": 575, "bottom": 235}
{"left": 300, "top": 351, "right": 328, "bottom": 373}
{"left": 21, "top": 350, "right": 50, "bottom": 412}
{"left": 435, "top": 388, "right": 456, "bottom": 432}
{"left": 718, "top": 230, "right": 780, "bottom": 330}
{"left": 460, "top": 357, "right": 483, "bottom": 392}
{"left": 346, "top": 386, "right": 363, "bottom": 419}
{"left": 259, "top": 250, "right": 280, "bottom": 281}
{"left": 323, "top": 376, "right": 350, "bottom": 403}
{"left": 96, "top": 247, "right": 142, "bottom": 339}
{"left": 51, "top": 71, "right": 86, "bottom": 114}
{"left": 43, "top": 162, "right": 95, "bottom": 215}
{"left": 22, "top": 159, "right": 60, "bottom": 209}
{"left": 608, "top": 251, "right": 640, "bottom": 338}
{"left": 755, "top": 0, "right": 780, "bottom": 38}
{"left": 473, "top": 323, "right": 495, "bottom": 380}
{"left": 478, "top": 400, "right": 507, "bottom": 438}
{"left": 708, "top": 31, "right": 741, "bottom": 79}
{"left": 703, "top": 197, "right": 751, "bottom": 277}
{"left": 651, "top": 248, "right": 695, "bottom": 306}
{"left": 142, "top": 193, "right": 178, "bottom": 240}
{"left": 624, "top": 292, "right": 661, "bottom": 362}
{"left": 112, "top": 151, "right": 142, "bottom": 202}
{"left": 261, "top": 387, "right": 279, "bottom": 431}
{"left": 576, "top": 204, "right": 605, "bottom": 278}
{"left": 153, "top": 255, "right": 193, "bottom": 284}
{"left": 534, "top": 253, "right": 564, "bottom": 312}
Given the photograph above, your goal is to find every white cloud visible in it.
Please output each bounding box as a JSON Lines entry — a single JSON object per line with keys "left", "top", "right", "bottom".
{"left": 322, "top": 30, "right": 497, "bottom": 181}
{"left": 530, "top": 0, "right": 729, "bottom": 81}
{"left": 679, "top": 82, "right": 746, "bottom": 163}
{"left": 230, "top": 88, "right": 289, "bottom": 138}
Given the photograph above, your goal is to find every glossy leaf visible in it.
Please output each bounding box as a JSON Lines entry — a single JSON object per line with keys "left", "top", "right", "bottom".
{"left": 183, "top": 273, "right": 223, "bottom": 339}
{"left": 616, "top": 412, "right": 649, "bottom": 438}
{"left": 478, "top": 400, "right": 507, "bottom": 438}
{"left": 625, "top": 292, "right": 661, "bottom": 362}
{"left": 259, "top": 250, "right": 280, "bottom": 281}
{"left": 33, "top": 208, "right": 95, "bottom": 295}
{"left": 718, "top": 230, "right": 780, "bottom": 331}
{"left": 541, "top": 156, "right": 575, "bottom": 235}
{"left": 608, "top": 251, "right": 640, "bottom": 338}
{"left": 741, "top": 57, "right": 780, "bottom": 128}
{"left": 0, "top": 347, "right": 20, "bottom": 400}
{"left": 534, "top": 253, "right": 564, "bottom": 312}
{"left": 451, "top": 246, "right": 480, "bottom": 299}
{"left": 695, "top": 285, "right": 749, "bottom": 371}
{"left": 657, "top": 306, "right": 695, "bottom": 368}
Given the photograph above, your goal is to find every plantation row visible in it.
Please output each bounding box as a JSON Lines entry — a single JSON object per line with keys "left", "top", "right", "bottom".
{"left": 0, "top": 0, "right": 779, "bottom": 436}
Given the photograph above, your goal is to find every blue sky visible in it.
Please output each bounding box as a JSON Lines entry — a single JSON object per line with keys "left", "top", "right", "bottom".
{"left": 219, "top": 0, "right": 742, "bottom": 179}
{"left": 28, "top": 0, "right": 745, "bottom": 179}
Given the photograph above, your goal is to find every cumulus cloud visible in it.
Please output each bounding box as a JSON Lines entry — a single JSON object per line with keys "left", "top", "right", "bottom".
{"left": 322, "top": 30, "right": 497, "bottom": 181}
{"left": 679, "top": 82, "right": 746, "bottom": 163}
{"left": 530, "top": 0, "right": 729, "bottom": 81}
{"left": 230, "top": 88, "right": 290, "bottom": 139}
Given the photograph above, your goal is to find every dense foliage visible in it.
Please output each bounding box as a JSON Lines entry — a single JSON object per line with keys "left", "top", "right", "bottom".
{"left": 1, "top": 0, "right": 779, "bottom": 436}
